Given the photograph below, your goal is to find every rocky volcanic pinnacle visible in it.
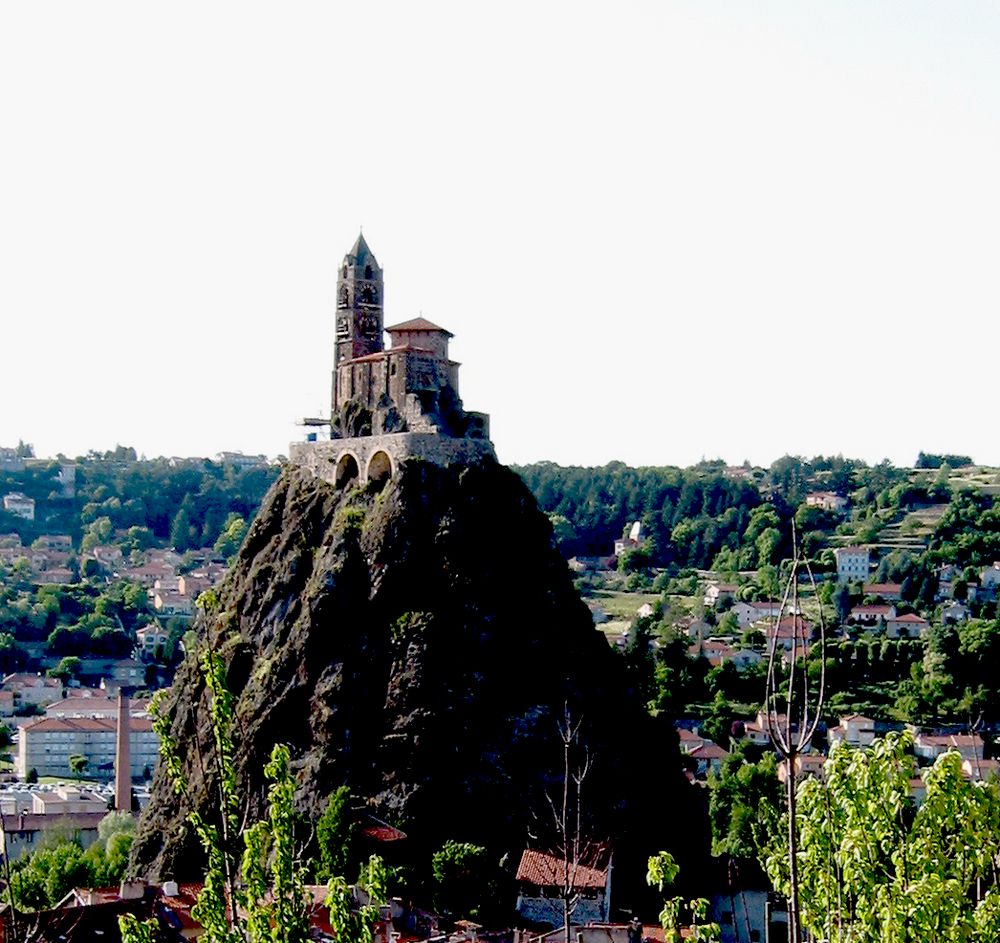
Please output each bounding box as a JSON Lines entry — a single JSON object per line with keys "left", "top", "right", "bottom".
{"left": 131, "top": 457, "right": 696, "bottom": 895}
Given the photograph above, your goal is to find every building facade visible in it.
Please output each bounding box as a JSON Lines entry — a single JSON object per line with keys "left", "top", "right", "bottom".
{"left": 834, "top": 546, "right": 870, "bottom": 583}
{"left": 16, "top": 716, "right": 158, "bottom": 780}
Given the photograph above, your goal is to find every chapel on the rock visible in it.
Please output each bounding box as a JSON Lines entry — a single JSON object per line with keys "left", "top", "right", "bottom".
{"left": 290, "top": 233, "right": 493, "bottom": 488}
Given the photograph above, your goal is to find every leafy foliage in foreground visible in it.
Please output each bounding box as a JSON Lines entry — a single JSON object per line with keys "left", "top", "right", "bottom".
{"left": 763, "top": 732, "right": 1000, "bottom": 943}
{"left": 121, "top": 648, "right": 387, "bottom": 943}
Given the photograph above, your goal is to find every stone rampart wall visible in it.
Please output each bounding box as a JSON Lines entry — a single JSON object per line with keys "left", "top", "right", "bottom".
{"left": 289, "top": 433, "right": 495, "bottom": 487}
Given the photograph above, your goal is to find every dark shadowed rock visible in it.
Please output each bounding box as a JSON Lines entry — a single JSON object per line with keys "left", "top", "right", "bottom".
{"left": 130, "top": 458, "right": 703, "bottom": 905}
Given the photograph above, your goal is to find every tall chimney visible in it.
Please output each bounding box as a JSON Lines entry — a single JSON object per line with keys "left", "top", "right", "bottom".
{"left": 115, "top": 691, "right": 131, "bottom": 811}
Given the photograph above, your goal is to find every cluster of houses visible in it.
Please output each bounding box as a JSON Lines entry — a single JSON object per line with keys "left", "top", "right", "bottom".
{"left": 0, "top": 534, "right": 227, "bottom": 642}
{"left": 117, "top": 546, "right": 227, "bottom": 619}
{"left": 0, "top": 879, "right": 480, "bottom": 943}
{"left": 678, "top": 709, "right": 998, "bottom": 795}
{"left": 0, "top": 532, "right": 75, "bottom": 583}
{"left": 691, "top": 547, "right": 1000, "bottom": 669}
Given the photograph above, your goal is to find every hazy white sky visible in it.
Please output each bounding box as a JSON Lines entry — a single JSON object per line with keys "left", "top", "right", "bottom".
{"left": 2, "top": 2, "right": 998, "bottom": 468}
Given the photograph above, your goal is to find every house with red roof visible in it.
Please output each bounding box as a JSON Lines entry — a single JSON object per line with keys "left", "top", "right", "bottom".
{"left": 848, "top": 604, "right": 896, "bottom": 627}
{"left": 515, "top": 848, "right": 613, "bottom": 928}
{"left": 764, "top": 615, "right": 813, "bottom": 651}
{"left": 862, "top": 582, "right": 903, "bottom": 601}
{"left": 913, "top": 732, "right": 984, "bottom": 764}
{"left": 689, "top": 741, "right": 729, "bottom": 777}
{"left": 885, "top": 612, "right": 929, "bottom": 639}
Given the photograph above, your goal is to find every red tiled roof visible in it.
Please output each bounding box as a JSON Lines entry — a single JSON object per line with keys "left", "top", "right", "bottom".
{"left": 516, "top": 849, "right": 609, "bottom": 889}
{"left": 769, "top": 616, "right": 813, "bottom": 638}
{"left": 385, "top": 317, "right": 453, "bottom": 336}
{"left": 690, "top": 743, "right": 729, "bottom": 760}
{"left": 8, "top": 811, "right": 108, "bottom": 832}
{"left": 918, "top": 733, "right": 980, "bottom": 748}
{"left": 359, "top": 822, "right": 407, "bottom": 843}
{"left": 20, "top": 716, "right": 154, "bottom": 733}
{"left": 340, "top": 344, "right": 436, "bottom": 365}
{"left": 889, "top": 613, "right": 927, "bottom": 623}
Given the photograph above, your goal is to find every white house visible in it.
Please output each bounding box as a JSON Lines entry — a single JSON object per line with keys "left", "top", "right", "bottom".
{"left": 613, "top": 521, "right": 643, "bottom": 557}
{"left": 848, "top": 604, "right": 896, "bottom": 627}
{"left": 980, "top": 564, "right": 1000, "bottom": 593}
{"left": 731, "top": 600, "right": 783, "bottom": 628}
{"left": 862, "top": 583, "right": 903, "bottom": 602}
{"left": 941, "top": 602, "right": 971, "bottom": 624}
{"left": 690, "top": 741, "right": 729, "bottom": 777}
{"left": 136, "top": 624, "right": 171, "bottom": 655}
{"left": 704, "top": 583, "right": 738, "bottom": 608}
{"left": 834, "top": 546, "right": 870, "bottom": 584}
{"left": 2, "top": 492, "right": 35, "bottom": 521}
{"left": 828, "top": 714, "right": 876, "bottom": 748}
{"left": 2, "top": 673, "right": 64, "bottom": 708}
{"left": 0, "top": 810, "right": 107, "bottom": 864}
{"left": 805, "top": 492, "right": 848, "bottom": 513}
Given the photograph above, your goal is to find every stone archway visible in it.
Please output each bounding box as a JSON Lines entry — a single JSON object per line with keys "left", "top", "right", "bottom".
{"left": 335, "top": 452, "right": 360, "bottom": 488}
{"left": 366, "top": 450, "right": 392, "bottom": 490}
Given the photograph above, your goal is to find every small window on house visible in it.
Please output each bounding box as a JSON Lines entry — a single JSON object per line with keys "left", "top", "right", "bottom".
{"left": 390, "top": 362, "right": 397, "bottom": 376}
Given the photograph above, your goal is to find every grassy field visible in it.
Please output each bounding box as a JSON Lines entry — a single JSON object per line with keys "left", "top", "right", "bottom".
{"left": 589, "top": 590, "right": 660, "bottom": 620}
{"left": 586, "top": 590, "right": 661, "bottom": 645}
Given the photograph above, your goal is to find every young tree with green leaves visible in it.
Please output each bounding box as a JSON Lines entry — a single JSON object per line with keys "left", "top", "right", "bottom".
{"left": 121, "top": 647, "right": 387, "bottom": 943}
{"left": 431, "top": 840, "right": 489, "bottom": 919}
{"left": 315, "top": 786, "right": 355, "bottom": 883}
{"left": 68, "top": 753, "right": 88, "bottom": 781}
{"left": 762, "top": 732, "right": 1000, "bottom": 943}
{"left": 646, "top": 851, "right": 720, "bottom": 943}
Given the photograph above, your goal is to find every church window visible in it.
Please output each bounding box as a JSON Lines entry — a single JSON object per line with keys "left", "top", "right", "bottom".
{"left": 364, "top": 265, "right": 372, "bottom": 279}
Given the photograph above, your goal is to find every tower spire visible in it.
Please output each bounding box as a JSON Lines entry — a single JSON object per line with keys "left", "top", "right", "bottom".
{"left": 332, "top": 234, "right": 384, "bottom": 416}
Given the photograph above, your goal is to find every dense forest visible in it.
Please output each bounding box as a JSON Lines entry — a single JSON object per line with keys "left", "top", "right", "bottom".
{"left": 0, "top": 448, "right": 277, "bottom": 552}
{"left": 516, "top": 454, "right": 1000, "bottom": 728}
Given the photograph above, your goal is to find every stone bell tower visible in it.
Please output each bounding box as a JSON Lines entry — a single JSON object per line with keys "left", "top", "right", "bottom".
{"left": 332, "top": 232, "right": 384, "bottom": 413}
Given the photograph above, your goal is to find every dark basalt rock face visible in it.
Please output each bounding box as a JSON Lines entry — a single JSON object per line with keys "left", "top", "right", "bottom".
{"left": 130, "top": 458, "right": 701, "bottom": 903}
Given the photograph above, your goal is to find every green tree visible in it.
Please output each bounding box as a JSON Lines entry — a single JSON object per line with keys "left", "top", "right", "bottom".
{"left": 213, "top": 513, "right": 248, "bottom": 560}
{"left": 68, "top": 753, "right": 88, "bottom": 781}
{"left": 80, "top": 516, "right": 113, "bottom": 554}
{"left": 833, "top": 583, "right": 852, "bottom": 624}
{"left": 315, "top": 786, "right": 354, "bottom": 883}
{"left": 762, "top": 732, "right": 1000, "bottom": 942}
{"left": 431, "top": 840, "right": 489, "bottom": 919}
{"left": 646, "top": 851, "right": 719, "bottom": 943}
{"left": 9, "top": 841, "right": 92, "bottom": 910}
{"left": 169, "top": 497, "right": 196, "bottom": 552}
{"left": 47, "top": 655, "right": 82, "bottom": 683}
{"left": 700, "top": 691, "right": 732, "bottom": 748}
{"left": 122, "top": 648, "right": 386, "bottom": 943}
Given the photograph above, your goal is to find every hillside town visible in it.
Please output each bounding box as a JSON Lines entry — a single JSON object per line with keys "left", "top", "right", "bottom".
{"left": 4, "top": 439, "right": 1000, "bottom": 941}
